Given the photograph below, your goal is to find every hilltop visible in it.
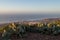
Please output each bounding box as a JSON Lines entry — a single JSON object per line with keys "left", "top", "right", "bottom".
{"left": 0, "top": 18, "right": 60, "bottom": 40}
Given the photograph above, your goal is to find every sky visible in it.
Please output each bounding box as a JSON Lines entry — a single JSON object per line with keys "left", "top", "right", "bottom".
{"left": 0, "top": 0, "right": 60, "bottom": 14}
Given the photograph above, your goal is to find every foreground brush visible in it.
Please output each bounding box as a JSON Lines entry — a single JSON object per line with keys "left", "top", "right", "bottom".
{"left": 0, "top": 20, "right": 60, "bottom": 40}
{"left": 0, "top": 23, "right": 26, "bottom": 40}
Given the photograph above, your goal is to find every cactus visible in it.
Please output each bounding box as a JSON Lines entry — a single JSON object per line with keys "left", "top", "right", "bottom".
{"left": 1, "top": 23, "right": 17, "bottom": 39}
{"left": 15, "top": 24, "right": 26, "bottom": 38}
{"left": 1, "top": 20, "right": 60, "bottom": 40}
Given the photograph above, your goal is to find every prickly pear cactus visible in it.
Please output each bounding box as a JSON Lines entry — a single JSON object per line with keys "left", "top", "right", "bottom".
{"left": 1, "top": 25, "right": 16, "bottom": 40}
{"left": 16, "top": 24, "right": 26, "bottom": 38}
{"left": 1, "top": 21, "right": 60, "bottom": 40}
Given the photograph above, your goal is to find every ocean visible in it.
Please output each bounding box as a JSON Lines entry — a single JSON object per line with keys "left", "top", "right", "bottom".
{"left": 0, "top": 13, "right": 60, "bottom": 23}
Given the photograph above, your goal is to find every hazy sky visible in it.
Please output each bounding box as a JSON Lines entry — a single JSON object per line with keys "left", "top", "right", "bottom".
{"left": 0, "top": 0, "right": 60, "bottom": 14}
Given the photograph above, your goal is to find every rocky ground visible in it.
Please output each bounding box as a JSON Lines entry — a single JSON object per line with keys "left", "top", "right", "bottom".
{"left": 0, "top": 32, "right": 60, "bottom": 40}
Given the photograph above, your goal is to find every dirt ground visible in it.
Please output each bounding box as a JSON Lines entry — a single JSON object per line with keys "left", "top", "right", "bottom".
{"left": 3, "top": 32, "right": 60, "bottom": 40}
